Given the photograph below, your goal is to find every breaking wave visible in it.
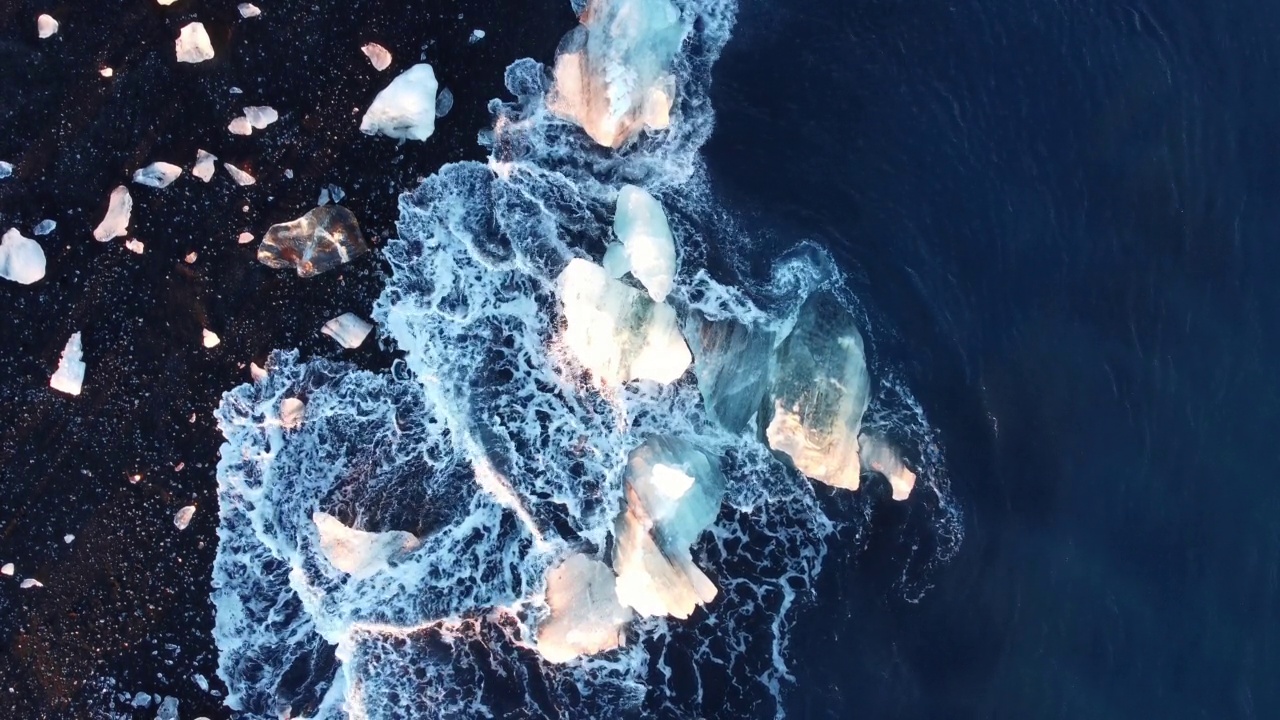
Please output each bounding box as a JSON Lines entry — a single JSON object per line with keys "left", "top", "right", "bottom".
{"left": 212, "top": 0, "right": 961, "bottom": 717}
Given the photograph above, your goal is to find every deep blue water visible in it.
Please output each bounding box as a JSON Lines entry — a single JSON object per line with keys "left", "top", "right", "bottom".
{"left": 707, "top": 0, "right": 1280, "bottom": 717}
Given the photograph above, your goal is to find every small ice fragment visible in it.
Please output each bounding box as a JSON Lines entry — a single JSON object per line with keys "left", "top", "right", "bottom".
{"left": 242, "top": 105, "right": 278, "bottom": 129}
{"left": 237, "top": 231, "right": 253, "bottom": 244}
{"left": 184, "top": 251, "right": 197, "bottom": 264}
{"left": 237, "top": 3, "right": 261, "bottom": 18}
{"left": 37, "top": 14, "right": 59, "bottom": 39}
{"left": 1, "top": 563, "right": 13, "bottom": 576}
{"left": 174, "top": 506, "right": 195, "bottom": 531}
{"left": 0, "top": 228, "right": 47, "bottom": 285}
{"left": 317, "top": 187, "right": 329, "bottom": 205}
{"left": 258, "top": 205, "right": 368, "bottom": 277}
{"left": 20, "top": 578, "right": 42, "bottom": 589}
{"left": 201, "top": 329, "right": 220, "bottom": 348}
{"left": 93, "top": 186, "right": 132, "bottom": 241}
{"left": 99, "top": 67, "right": 113, "bottom": 78}
{"left": 192, "top": 149, "right": 217, "bottom": 182}
{"left": 50, "top": 332, "right": 85, "bottom": 396}
{"left": 156, "top": 695, "right": 179, "bottom": 720}
{"left": 129, "top": 473, "right": 142, "bottom": 484}
{"left": 193, "top": 673, "right": 209, "bottom": 692}
{"left": 435, "top": 87, "right": 454, "bottom": 117}
{"left": 174, "top": 462, "right": 184, "bottom": 471}
{"left": 229, "top": 86, "right": 242, "bottom": 94}
{"left": 124, "top": 239, "right": 145, "bottom": 254}
{"left": 32, "top": 220, "right": 56, "bottom": 236}
{"left": 249, "top": 362, "right": 267, "bottom": 381}
{"left": 223, "top": 163, "right": 255, "bottom": 186}
{"left": 321, "top": 313, "right": 373, "bottom": 348}
{"left": 284, "top": 168, "right": 294, "bottom": 179}
{"left": 132, "top": 161, "right": 183, "bottom": 188}
{"left": 328, "top": 184, "right": 345, "bottom": 203}
{"left": 280, "top": 398, "right": 304, "bottom": 429}
{"left": 0, "top": 161, "right": 12, "bottom": 178}
{"left": 132, "top": 692, "right": 151, "bottom": 708}
{"left": 361, "top": 43, "right": 392, "bottom": 71}
{"left": 359, "top": 63, "right": 438, "bottom": 141}
{"left": 63, "top": 534, "right": 74, "bottom": 544}
{"left": 227, "top": 117, "right": 252, "bottom": 135}
{"left": 175, "top": 22, "right": 215, "bottom": 64}
{"left": 469, "top": 29, "right": 486, "bottom": 43}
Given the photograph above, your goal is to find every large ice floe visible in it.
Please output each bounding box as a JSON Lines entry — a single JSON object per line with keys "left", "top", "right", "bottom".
{"left": 212, "top": 1, "right": 960, "bottom": 718}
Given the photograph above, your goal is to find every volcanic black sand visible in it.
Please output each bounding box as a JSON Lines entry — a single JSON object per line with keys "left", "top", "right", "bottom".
{"left": 0, "top": 1, "right": 571, "bottom": 717}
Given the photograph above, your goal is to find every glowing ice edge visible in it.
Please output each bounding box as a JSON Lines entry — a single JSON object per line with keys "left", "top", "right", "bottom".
{"left": 211, "top": 1, "right": 962, "bottom": 718}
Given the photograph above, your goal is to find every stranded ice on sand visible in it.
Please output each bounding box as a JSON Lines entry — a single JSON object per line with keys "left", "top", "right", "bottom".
{"left": 238, "top": 3, "right": 261, "bottom": 18}
{"left": 0, "top": 228, "right": 47, "bottom": 284}
{"left": 175, "top": 22, "right": 215, "bottom": 64}
{"left": 360, "top": 64, "right": 439, "bottom": 141}
{"left": 50, "top": 332, "right": 85, "bottom": 396}
{"left": 361, "top": 43, "right": 392, "bottom": 71}
{"left": 223, "top": 163, "right": 256, "bottom": 186}
{"left": 37, "top": 14, "right": 58, "bottom": 39}
{"left": 174, "top": 506, "right": 196, "bottom": 530}
{"left": 192, "top": 149, "right": 217, "bottom": 182}
{"left": 258, "top": 205, "right": 368, "bottom": 277}
{"left": 132, "top": 161, "right": 183, "bottom": 188}
{"left": 321, "top": 313, "right": 373, "bottom": 348}
{"left": 93, "top": 186, "right": 132, "bottom": 241}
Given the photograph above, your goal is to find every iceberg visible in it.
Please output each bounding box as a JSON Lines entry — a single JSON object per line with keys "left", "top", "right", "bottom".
{"left": 175, "top": 22, "right": 215, "bottom": 64}
{"left": 50, "top": 332, "right": 85, "bottom": 396}
{"left": 684, "top": 312, "right": 774, "bottom": 433}
{"left": 360, "top": 64, "right": 439, "bottom": 141}
{"left": 312, "top": 511, "right": 420, "bottom": 580}
{"left": 763, "top": 292, "right": 871, "bottom": 491}
{"left": 92, "top": 186, "right": 132, "bottom": 241}
{"left": 535, "top": 554, "right": 632, "bottom": 663}
{"left": 321, "top": 313, "right": 373, "bottom": 349}
{"left": 132, "top": 162, "right": 182, "bottom": 188}
{"left": 612, "top": 185, "right": 677, "bottom": 302}
{"left": 556, "top": 258, "right": 690, "bottom": 385}
{"left": 257, "top": 205, "right": 369, "bottom": 277}
{"left": 612, "top": 436, "right": 726, "bottom": 619}
{"left": 547, "top": 0, "right": 684, "bottom": 147}
{"left": 858, "top": 433, "right": 917, "bottom": 501}
{"left": 0, "top": 228, "right": 46, "bottom": 285}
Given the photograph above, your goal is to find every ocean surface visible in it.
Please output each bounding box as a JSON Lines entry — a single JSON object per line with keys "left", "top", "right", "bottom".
{"left": 0, "top": 0, "right": 1277, "bottom": 719}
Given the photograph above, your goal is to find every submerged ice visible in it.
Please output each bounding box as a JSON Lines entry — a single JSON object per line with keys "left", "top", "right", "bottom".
{"left": 211, "top": 1, "right": 955, "bottom": 718}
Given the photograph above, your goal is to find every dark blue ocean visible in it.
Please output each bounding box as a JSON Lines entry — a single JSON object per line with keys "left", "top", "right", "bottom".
{"left": 706, "top": 1, "right": 1280, "bottom": 717}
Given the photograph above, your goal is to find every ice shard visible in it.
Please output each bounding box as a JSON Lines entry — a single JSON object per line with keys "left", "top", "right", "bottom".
{"left": 683, "top": 311, "right": 774, "bottom": 433}
{"left": 175, "top": 22, "right": 215, "bottom": 64}
{"left": 535, "top": 554, "right": 632, "bottom": 663}
{"left": 763, "top": 292, "right": 871, "bottom": 491}
{"left": 547, "top": 0, "right": 684, "bottom": 148}
{"left": 132, "top": 161, "right": 183, "bottom": 188}
{"left": 361, "top": 43, "right": 392, "bottom": 71}
{"left": 312, "top": 512, "right": 420, "bottom": 580}
{"left": 556, "top": 258, "right": 690, "bottom": 385}
{"left": 612, "top": 436, "right": 725, "bottom": 619}
{"left": 257, "top": 205, "right": 369, "bottom": 277}
{"left": 612, "top": 185, "right": 676, "bottom": 302}
{"left": 360, "top": 63, "right": 439, "bottom": 141}
{"left": 0, "top": 228, "right": 46, "bottom": 285}
{"left": 92, "top": 186, "right": 132, "bottom": 241}
{"left": 50, "top": 332, "right": 85, "bottom": 396}
{"left": 321, "top": 313, "right": 373, "bottom": 349}
{"left": 192, "top": 149, "right": 217, "bottom": 182}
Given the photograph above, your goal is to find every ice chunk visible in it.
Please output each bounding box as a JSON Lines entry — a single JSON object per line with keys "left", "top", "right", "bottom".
{"left": 684, "top": 312, "right": 774, "bottom": 433}
{"left": 227, "top": 116, "right": 252, "bottom": 135}
{"left": 242, "top": 105, "right": 278, "bottom": 129}
{"left": 63, "top": 534, "right": 74, "bottom": 543}
{"left": 547, "top": 0, "right": 684, "bottom": 147}
{"left": 556, "top": 258, "right": 690, "bottom": 385}
{"left": 435, "top": 87, "right": 454, "bottom": 118}
{"left": 361, "top": 42, "right": 392, "bottom": 71}
{"left": 156, "top": 695, "right": 179, "bottom": 720}
{"left": 32, "top": 219, "right": 56, "bottom": 236}
{"left": 280, "top": 398, "right": 305, "bottom": 429}
{"left": 37, "top": 14, "right": 59, "bottom": 38}
{"left": 257, "top": 205, "right": 369, "bottom": 277}
{"left": 469, "top": 29, "right": 486, "bottom": 43}
{"left": 612, "top": 185, "right": 676, "bottom": 302}
{"left": 202, "top": 329, "right": 220, "bottom": 348}
{"left": 858, "top": 433, "right": 917, "bottom": 501}
{"left": 174, "top": 506, "right": 195, "bottom": 530}
{"left": 764, "top": 292, "right": 871, "bottom": 491}
{"left": 20, "top": 578, "right": 43, "bottom": 589}
{"left": 93, "top": 186, "right": 132, "bottom": 241}
{"left": 535, "top": 554, "right": 632, "bottom": 663}
{"left": 192, "top": 150, "right": 216, "bottom": 181}
{"left": 0, "top": 161, "right": 12, "bottom": 178}
{"left": 175, "top": 22, "right": 215, "bottom": 64}
{"left": 612, "top": 436, "right": 726, "bottom": 619}
{"left": 317, "top": 187, "right": 329, "bottom": 205}
{"left": 237, "top": 231, "right": 254, "bottom": 244}
{"left": 50, "top": 332, "right": 85, "bottom": 396}
{"left": 237, "top": 3, "right": 261, "bottom": 18}
{"left": 132, "top": 161, "right": 182, "bottom": 188}
{"left": 0, "top": 228, "right": 47, "bottom": 285}
{"left": 321, "top": 313, "right": 373, "bottom": 349}
{"left": 359, "top": 63, "right": 438, "bottom": 141}
{"left": 223, "top": 163, "right": 255, "bottom": 186}
{"left": 99, "top": 67, "right": 113, "bottom": 77}
{"left": 132, "top": 692, "right": 151, "bottom": 707}
{"left": 184, "top": 251, "right": 198, "bottom": 264}
{"left": 312, "top": 511, "right": 420, "bottom": 580}
{"left": 1, "top": 563, "right": 13, "bottom": 576}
